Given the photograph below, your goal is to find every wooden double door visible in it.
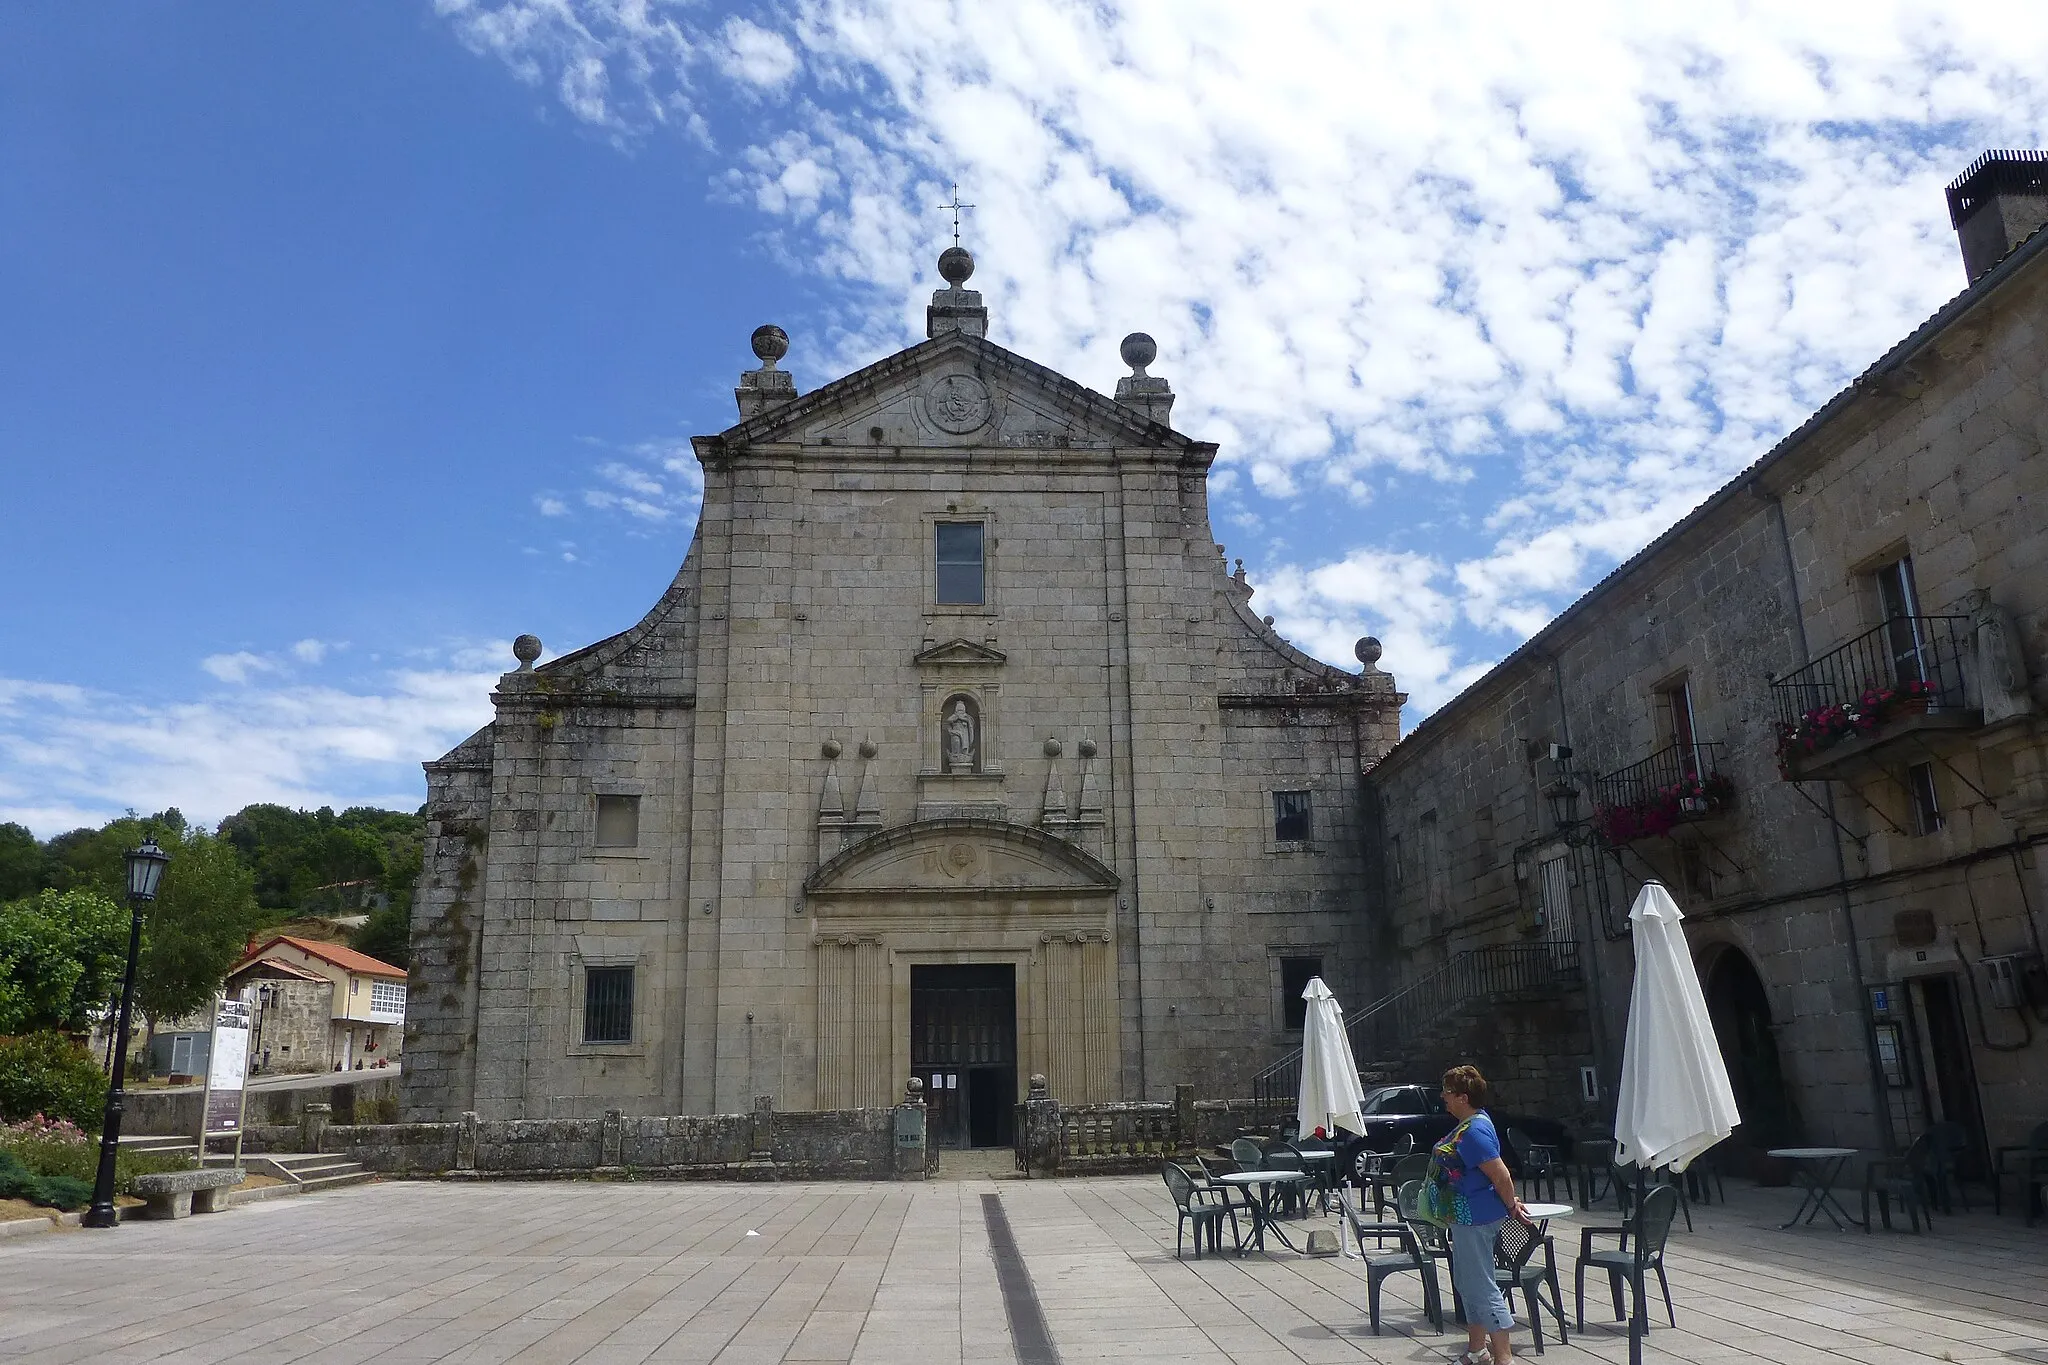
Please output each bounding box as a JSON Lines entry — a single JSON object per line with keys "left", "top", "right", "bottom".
{"left": 911, "top": 964, "right": 1017, "bottom": 1150}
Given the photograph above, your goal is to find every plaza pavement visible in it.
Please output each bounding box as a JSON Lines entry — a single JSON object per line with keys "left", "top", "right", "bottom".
{"left": 0, "top": 1170, "right": 2042, "bottom": 1364}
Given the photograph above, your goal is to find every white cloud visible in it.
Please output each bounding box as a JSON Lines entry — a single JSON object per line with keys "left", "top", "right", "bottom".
{"left": 290, "top": 639, "right": 331, "bottom": 664}
{"left": 441, "top": 1, "right": 2048, "bottom": 721}
{"left": 200, "top": 652, "right": 276, "bottom": 685}
{"left": 0, "top": 649, "right": 504, "bottom": 837}
{"left": 546, "top": 437, "right": 707, "bottom": 530}
{"left": 720, "top": 17, "right": 798, "bottom": 88}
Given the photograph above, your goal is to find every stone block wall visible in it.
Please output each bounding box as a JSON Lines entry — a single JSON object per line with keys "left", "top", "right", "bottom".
{"left": 293, "top": 1105, "right": 895, "bottom": 1181}
{"left": 1364, "top": 224, "right": 2048, "bottom": 1161}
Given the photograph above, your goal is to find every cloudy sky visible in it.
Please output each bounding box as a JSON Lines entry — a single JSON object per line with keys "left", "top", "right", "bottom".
{"left": 5, "top": 3, "right": 2047, "bottom": 836}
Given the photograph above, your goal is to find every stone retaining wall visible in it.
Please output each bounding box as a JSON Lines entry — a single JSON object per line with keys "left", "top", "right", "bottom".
{"left": 258, "top": 1105, "right": 899, "bottom": 1181}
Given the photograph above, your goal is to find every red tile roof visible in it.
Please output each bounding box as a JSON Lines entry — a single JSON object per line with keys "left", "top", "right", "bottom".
{"left": 234, "top": 934, "right": 406, "bottom": 979}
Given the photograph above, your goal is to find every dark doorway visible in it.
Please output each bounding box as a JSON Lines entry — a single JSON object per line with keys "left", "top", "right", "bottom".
{"left": 1915, "top": 975, "right": 1990, "bottom": 1180}
{"left": 1703, "top": 948, "right": 1797, "bottom": 1153}
{"left": 910, "top": 964, "right": 1017, "bottom": 1149}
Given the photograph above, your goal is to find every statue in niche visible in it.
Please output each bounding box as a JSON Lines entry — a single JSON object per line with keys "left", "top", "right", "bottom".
{"left": 943, "top": 697, "right": 979, "bottom": 773}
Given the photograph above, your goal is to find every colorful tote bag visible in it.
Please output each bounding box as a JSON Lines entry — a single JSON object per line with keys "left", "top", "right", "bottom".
{"left": 1413, "top": 1116, "right": 1475, "bottom": 1227}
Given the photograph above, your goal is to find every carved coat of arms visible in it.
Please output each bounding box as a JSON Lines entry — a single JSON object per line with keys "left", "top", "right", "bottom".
{"left": 925, "top": 374, "right": 992, "bottom": 433}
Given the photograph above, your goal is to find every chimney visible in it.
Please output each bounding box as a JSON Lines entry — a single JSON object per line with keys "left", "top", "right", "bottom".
{"left": 1946, "top": 150, "right": 2048, "bottom": 283}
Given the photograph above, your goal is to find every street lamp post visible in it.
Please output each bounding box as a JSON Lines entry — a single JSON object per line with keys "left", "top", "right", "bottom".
{"left": 82, "top": 838, "right": 169, "bottom": 1229}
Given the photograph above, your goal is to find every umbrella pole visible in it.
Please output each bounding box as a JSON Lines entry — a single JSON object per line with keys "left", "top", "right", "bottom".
{"left": 1630, "top": 1166, "right": 1648, "bottom": 1365}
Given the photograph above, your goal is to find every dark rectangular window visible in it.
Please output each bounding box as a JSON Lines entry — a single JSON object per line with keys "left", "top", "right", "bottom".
{"left": 595, "top": 795, "right": 640, "bottom": 848}
{"left": 1272, "top": 789, "right": 1312, "bottom": 842}
{"left": 583, "top": 966, "right": 634, "bottom": 1044}
{"left": 1907, "top": 762, "right": 1943, "bottom": 836}
{"left": 935, "top": 522, "right": 985, "bottom": 605}
{"left": 1280, "top": 956, "right": 1321, "bottom": 1032}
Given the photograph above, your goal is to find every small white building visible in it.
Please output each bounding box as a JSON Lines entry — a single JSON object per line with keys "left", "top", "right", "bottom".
{"left": 229, "top": 935, "right": 407, "bottom": 1071}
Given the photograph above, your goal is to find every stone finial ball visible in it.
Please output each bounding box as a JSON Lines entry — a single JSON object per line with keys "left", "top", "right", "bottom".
{"left": 512, "top": 634, "right": 543, "bottom": 666}
{"left": 1078, "top": 737, "right": 1097, "bottom": 759}
{"left": 1355, "top": 636, "right": 1383, "bottom": 667}
{"left": 1119, "top": 332, "right": 1157, "bottom": 372}
{"left": 858, "top": 739, "right": 878, "bottom": 759}
{"left": 937, "top": 246, "right": 975, "bottom": 286}
{"left": 750, "top": 324, "right": 789, "bottom": 366}
{"left": 821, "top": 739, "right": 842, "bottom": 760}
{"left": 1043, "top": 737, "right": 1062, "bottom": 758}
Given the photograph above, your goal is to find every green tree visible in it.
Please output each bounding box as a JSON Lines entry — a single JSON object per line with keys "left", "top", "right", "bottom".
{"left": 0, "top": 823, "right": 44, "bottom": 900}
{"left": 134, "top": 827, "right": 271, "bottom": 1028}
{"left": 0, "top": 889, "right": 129, "bottom": 1035}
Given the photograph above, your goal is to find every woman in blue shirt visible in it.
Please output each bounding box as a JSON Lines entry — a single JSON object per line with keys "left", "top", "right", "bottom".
{"left": 1434, "top": 1065, "right": 1530, "bottom": 1365}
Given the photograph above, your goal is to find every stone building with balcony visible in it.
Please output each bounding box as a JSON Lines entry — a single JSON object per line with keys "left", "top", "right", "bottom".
{"left": 1360, "top": 152, "right": 2048, "bottom": 1176}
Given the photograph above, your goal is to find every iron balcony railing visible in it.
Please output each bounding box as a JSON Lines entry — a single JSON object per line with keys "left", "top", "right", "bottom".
{"left": 1594, "top": 741, "right": 1728, "bottom": 815}
{"left": 1770, "top": 615, "right": 1973, "bottom": 735}
{"left": 1249, "top": 942, "right": 1581, "bottom": 1114}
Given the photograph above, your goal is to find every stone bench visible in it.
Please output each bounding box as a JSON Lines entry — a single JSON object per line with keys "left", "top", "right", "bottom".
{"left": 131, "top": 1168, "right": 243, "bottom": 1220}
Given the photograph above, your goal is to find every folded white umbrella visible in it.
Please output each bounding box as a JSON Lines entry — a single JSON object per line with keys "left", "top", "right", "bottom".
{"left": 1298, "top": 976, "right": 1368, "bottom": 1140}
{"left": 1613, "top": 881, "right": 1741, "bottom": 1172}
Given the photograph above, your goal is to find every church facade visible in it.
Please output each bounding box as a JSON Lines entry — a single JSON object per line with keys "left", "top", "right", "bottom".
{"left": 402, "top": 250, "right": 1405, "bottom": 1135}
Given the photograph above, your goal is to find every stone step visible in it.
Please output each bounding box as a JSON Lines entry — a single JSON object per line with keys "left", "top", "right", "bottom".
{"left": 261, "top": 1152, "right": 374, "bottom": 1192}
{"left": 118, "top": 1135, "right": 199, "bottom": 1157}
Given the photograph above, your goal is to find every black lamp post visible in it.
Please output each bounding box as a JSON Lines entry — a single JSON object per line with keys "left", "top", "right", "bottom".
{"left": 82, "top": 838, "right": 169, "bottom": 1229}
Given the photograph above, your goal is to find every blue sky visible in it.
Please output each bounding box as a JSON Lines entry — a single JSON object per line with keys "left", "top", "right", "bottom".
{"left": 5, "top": 2, "right": 2048, "bottom": 835}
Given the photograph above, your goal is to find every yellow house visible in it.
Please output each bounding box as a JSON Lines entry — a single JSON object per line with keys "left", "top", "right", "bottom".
{"left": 230, "top": 935, "right": 406, "bottom": 1071}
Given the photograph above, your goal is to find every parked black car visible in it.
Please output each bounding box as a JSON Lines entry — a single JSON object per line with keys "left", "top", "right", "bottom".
{"left": 1328, "top": 1084, "right": 1575, "bottom": 1184}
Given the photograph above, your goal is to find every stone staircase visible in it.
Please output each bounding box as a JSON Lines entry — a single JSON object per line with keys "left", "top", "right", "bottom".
{"left": 118, "top": 1134, "right": 199, "bottom": 1161}
{"left": 266, "top": 1153, "right": 372, "bottom": 1193}
{"left": 195, "top": 1150, "right": 371, "bottom": 1193}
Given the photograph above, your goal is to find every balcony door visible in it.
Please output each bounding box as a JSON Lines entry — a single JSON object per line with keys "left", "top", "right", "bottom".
{"left": 1656, "top": 678, "right": 1701, "bottom": 781}
{"left": 1876, "top": 555, "right": 1928, "bottom": 686}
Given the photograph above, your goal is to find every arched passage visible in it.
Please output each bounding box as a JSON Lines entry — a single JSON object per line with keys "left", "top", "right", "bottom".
{"left": 1702, "top": 946, "right": 1798, "bottom": 1153}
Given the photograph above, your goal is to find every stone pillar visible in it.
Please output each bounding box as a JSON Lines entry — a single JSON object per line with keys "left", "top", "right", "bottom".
{"left": 1173, "top": 1083, "right": 1195, "bottom": 1154}
{"left": 601, "top": 1108, "right": 625, "bottom": 1167}
{"left": 456, "top": 1111, "right": 479, "bottom": 1171}
{"left": 1019, "top": 1073, "right": 1062, "bottom": 1179}
{"left": 299, "top": 1102, "right": 331, "bottom": 1154}
{"left": 893, "top": 1077, "right": 928, "bottom": 1181}
{"left": 750, "top": 1095, "right": 774, "bottom": 1161}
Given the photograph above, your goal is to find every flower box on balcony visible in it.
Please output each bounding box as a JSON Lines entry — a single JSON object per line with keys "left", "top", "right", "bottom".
{"left": 1773, "top": 677, "right": 1939, "bottom": 774}
{"left": 1593, "top": 773, "right": 1735, "bottom": 845}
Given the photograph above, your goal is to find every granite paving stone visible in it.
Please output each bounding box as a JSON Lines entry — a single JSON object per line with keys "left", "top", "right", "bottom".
{"left": 1, "top": 1175, "right": 2042, "bottom": 1364}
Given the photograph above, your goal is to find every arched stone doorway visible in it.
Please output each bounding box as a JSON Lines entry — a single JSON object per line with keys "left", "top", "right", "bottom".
{"left": 1702, "top": 946, "right": 1798, "bottom": 1154}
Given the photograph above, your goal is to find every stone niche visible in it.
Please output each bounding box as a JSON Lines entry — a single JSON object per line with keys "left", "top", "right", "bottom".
{"left": 913, "top": 639, "right": 1007, "bottom": 820}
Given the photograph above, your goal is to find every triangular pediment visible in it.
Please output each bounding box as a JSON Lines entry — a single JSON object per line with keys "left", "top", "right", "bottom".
{"left": 803, "top": 818, "right": 1119, "bottom": 900}
{"left": 716, "top": 333, "right": 1204, "bottom": 453}
{"left": 913, "top": 638, "right": 1008, "bottom": 667}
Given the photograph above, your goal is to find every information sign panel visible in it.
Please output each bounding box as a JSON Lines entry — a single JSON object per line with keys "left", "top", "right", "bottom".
{"left": 203, "top": 999, "right": 253, "bottom": 1134}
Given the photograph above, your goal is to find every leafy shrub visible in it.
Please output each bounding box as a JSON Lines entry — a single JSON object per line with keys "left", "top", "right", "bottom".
{"left": 0, "top": 1149, "right": 92, "bottom": 1211}
{"left": 0, "top": 1033, "right": 107, "bottom": 1127}
{"left": 0, "top": 1114, "right": 190, "bottom": 1196}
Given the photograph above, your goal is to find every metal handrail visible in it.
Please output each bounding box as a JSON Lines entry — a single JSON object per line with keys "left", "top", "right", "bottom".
{"left": 1594, "top": 741, "right": 1728, "bottom": 814}
{"left": 1250, "top": 943, "right": 1581, "bottom": 1113}
{"left": 1770, "top": 614, "right": 1972, "bottom": 733}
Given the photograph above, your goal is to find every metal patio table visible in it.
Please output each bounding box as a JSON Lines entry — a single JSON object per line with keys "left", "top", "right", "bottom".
{"left": 1215, "top": 1170, "right": 1312, "bottom": 1252}
{"left": 1768, "top": 1147, "right": 1862, "bottom": 1229}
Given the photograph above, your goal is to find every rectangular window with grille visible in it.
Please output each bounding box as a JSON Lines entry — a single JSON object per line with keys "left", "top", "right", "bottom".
{"left": 935, "top": 522, "right": 985, "bottom": 605}
{"left": 583, "top": 966, "right": 634, "bottom": 1044}
{"left": 1272, "top": 789, "right": 1312, "bottom": 842}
